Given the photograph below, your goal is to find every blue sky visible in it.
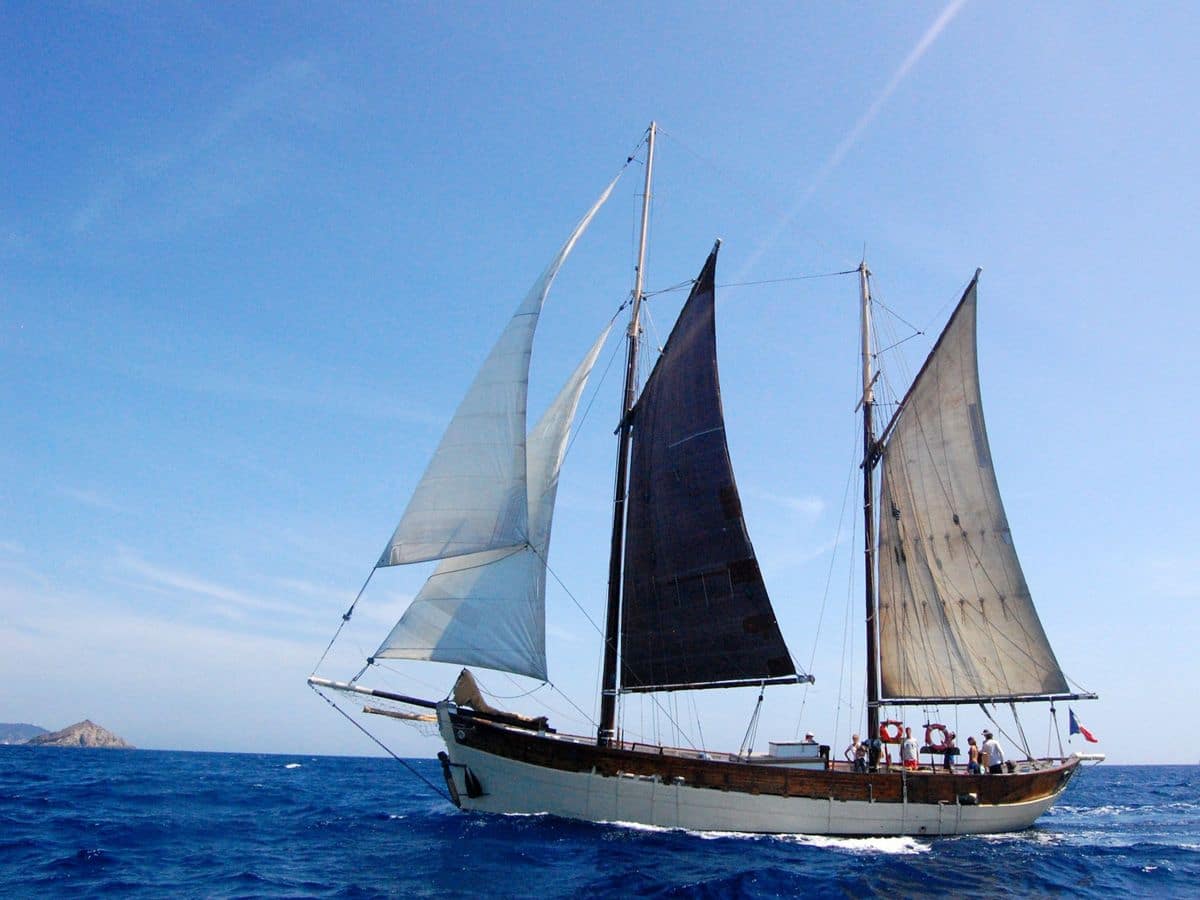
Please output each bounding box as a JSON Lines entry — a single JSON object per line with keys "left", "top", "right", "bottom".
{"left": 2, "top": 2, "right": 1196, "bottom": 763}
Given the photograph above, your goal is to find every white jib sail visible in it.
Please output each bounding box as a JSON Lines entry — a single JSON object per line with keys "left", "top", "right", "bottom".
{"left": 377, "top": 176, "right": 619, "bottom": 567}
{"left": 876, "top": 278, "right": 1069, "bottom": 700}
{"left": 373, "top": 323, "right": 613, "bottom": 680}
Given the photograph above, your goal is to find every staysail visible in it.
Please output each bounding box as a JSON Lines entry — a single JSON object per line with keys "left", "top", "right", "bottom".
{"left": 875, "top": 274, "right": 1069, "bottom": 701}
{"left": 374, "top": 323, "right": 612, "bottom": 680}
{"left": 619, "top": 248, "right": 798, "bottom": 692}
{"left": 377, "top": 176, "right": 619, "bottom": 567}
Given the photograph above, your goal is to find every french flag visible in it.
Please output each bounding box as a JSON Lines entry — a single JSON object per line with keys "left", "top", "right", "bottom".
{"left": 1069, "top": 708, "right": 1099, "bottom": 743}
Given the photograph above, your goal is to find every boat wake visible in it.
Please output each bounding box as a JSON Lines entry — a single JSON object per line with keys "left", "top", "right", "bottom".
{"left": 598, "top": 820, "right": 929, "bottom": 854}
{"left": 780, "top": 834, "right": 930, "bottom": 855}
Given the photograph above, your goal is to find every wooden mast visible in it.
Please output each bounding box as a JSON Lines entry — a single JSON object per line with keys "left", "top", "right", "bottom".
{"left": 859, "top": 261, "right": 881, "bottom": 744}
{"left": 598, "top": 121, "right": 656, "bottom": 746}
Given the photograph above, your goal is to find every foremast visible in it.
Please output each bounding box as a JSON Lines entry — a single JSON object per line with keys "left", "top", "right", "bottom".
{"left": 599, "top": 121, "right": 656, "bottom": 746}
{"left": 859, "top": 261, "right": 882, "bottom": 742}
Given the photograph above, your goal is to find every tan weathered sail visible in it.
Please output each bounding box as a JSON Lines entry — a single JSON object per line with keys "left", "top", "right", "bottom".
{"left": 876, "top": 275, "right": 1069, "bottom": 701}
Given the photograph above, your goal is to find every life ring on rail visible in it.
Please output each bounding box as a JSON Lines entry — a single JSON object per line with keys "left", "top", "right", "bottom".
{"left": 879, "top": 720, "right": 904, "bottom": 744}
{"left": 925, "top": 723, "right": 954, "bottom": 752}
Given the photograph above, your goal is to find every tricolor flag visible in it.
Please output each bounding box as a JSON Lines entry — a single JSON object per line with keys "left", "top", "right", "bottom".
{"left": 1069, "top": 708, "right": 1099, "bottom": 743}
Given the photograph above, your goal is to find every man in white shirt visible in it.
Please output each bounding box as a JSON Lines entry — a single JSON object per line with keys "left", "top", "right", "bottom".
{"left": 981, "top": 730, "right": 1006, "bottom": 774}
{"left": 900, "top": 727, "right": 919, "bottom": 770}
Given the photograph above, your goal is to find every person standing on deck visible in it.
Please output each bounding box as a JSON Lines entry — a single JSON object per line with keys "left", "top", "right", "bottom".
{"left": 981, "top": 730, "right": 1006, "bottom": 774}
{"left": 868, "top": 737, "right": 883, "bottom": 773}
{"left": 900, "top": 727, "right": 919, "bottom": 770}
{"left": 844, "top": 734, "right": 867, "bottom": 773}
{"left": 843, "top": 733, "right": 860, "bottom": 762}
{"left": 966, "top": 736, "right": 981, "bottom": 774}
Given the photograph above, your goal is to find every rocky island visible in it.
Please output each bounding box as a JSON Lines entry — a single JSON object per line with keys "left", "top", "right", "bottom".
{"left": 22, "top": 720, "right": 134, "bottom": 749}
{"left": 0, "top": 722, "right": 47, "bottom": 744}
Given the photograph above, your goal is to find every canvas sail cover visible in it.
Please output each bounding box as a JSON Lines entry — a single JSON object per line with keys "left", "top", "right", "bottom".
{"left": 373, "top": 324, "right": 612, "bottom": 680}
{"left": 620, "top": 249, "right": 797, "bottom": 692}
{"left": 876, "top": 275, "right": 1069, "bottom": 701}
{"left": 377, "top": 176, "right": 619, "bottom": 567}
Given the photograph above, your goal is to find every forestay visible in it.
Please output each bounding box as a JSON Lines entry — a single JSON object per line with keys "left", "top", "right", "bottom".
{"left": 876, "top": 275, "right": 1069, "bottom": 701}
{"left": 620, "top": 249, "right": 798, "bottom": 693}
{"left": 374, "top": 324, "right": 612, "bottom": 680}
{"left": 377, "top": 176, "right": 619, "bottom": 567}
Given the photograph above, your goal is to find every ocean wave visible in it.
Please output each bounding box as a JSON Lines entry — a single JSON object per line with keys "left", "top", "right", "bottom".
{"left": 1057, "top": 803, "right": 1136, "bottom": 816}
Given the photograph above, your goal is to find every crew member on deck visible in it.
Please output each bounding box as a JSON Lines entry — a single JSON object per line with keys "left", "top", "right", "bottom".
{"left": 844, "top": 733, "right": 867, "bottom": 773}
{"left": 981, "top": 730, "right": 1006, "bottom": 774}
{"left": 900, "top": 727, "right": 919, "bottom": 770}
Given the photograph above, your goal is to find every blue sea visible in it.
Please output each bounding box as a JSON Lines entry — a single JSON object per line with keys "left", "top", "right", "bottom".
{"left": 1, "top": 748, "right": 1196, "bottom": 898}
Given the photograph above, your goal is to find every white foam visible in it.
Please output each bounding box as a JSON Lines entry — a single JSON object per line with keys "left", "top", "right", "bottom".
{"left": 1088, "top": 804, "right": 1131, "bottom": 815}
{"left": 781, "top": 834, "right": 931, "bottom": 855}
{"left": 600, "top": 821, "right": 929, "bottom": 853}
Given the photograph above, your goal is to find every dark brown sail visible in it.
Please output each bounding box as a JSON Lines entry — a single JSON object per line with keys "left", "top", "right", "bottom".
{"left": 619, "top": 248, "right": 798, "bottom": 693}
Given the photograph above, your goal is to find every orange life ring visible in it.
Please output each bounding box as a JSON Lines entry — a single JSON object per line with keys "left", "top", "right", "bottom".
{"left": 925, "top": 723, "right": 954, "bottom": 752}
{"left": 879, "top": 720, "right": 904, "bottom": 744}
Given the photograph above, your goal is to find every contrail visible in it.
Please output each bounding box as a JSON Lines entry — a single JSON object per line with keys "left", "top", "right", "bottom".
{"left": 737, "top": 0, "right": 968, "bottom": 278}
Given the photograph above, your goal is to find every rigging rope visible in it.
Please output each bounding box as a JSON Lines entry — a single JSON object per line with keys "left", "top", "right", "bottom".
{"left": 312, "top": 567, "right": 377, "bottom": 672}
{"left": 738, "top": 685, "right": 766, "bottom": 758}
{"left": 533, "top": 547, "right": 603, "bottom": 639}
{"left": 373, "top": 660, "right": 456, "bottom": 699}
{"left": 472, "top": 670, "right": 547, "bottom": 701}
{"left": 1010, "top": 700, "right": 1033, "bottom": 760}
{"left": 1049, "top": 703, "right": 1065, "bottom": 758}
{"left": 547, "top": 681, "right": 598, "bottom": 728}
{"left": 690, "top": 693, "right": 706, "bottom": 753}
{"left": 872, "top": 296, "right": 924, "bottom": 336}
{"left": 1065, "top": 673, "right": 1098, "bottom": 697}
{"left": 720, "top": 269, "right": 859, "bottom": 289}
{"left": 309, "top": 683, "right": 450, "bottom": 803}
{"left": 642, "top": 268, "right": 858, "bottom": 299}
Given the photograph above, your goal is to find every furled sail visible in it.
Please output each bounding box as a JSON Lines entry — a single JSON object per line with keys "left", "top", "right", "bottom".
{"left": 876, "top": 273, "right": 1069, "bottom": 701}
{"left": 373, "top": 323, "right": 612, "bottom": 680}
{"left": 619, "top": 248, "right": 798, "bottom": 693}
{"left": 377, "top": 176, "right": 619, "bottom": 567}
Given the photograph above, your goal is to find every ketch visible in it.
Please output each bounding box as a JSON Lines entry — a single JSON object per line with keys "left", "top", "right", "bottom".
{"left": 310, "top": 123, "right": 1102, "bottom": 835}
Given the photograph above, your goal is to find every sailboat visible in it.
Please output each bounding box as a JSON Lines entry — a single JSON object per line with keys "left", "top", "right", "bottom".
{"left": 309, "top": 123, "right": 1101, "bottom": 836}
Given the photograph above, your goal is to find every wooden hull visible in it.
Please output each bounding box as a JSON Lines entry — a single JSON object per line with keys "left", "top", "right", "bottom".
{"left": 436, "top": 705, "right": 1079, "bottom": 836}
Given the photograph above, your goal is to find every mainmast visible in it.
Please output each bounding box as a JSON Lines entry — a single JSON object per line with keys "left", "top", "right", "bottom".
{"left": 598, "top": 121, "right": 656, "bottom": 746}
{"left": 859, "top": 261, "right": 881, "bottom": 743}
